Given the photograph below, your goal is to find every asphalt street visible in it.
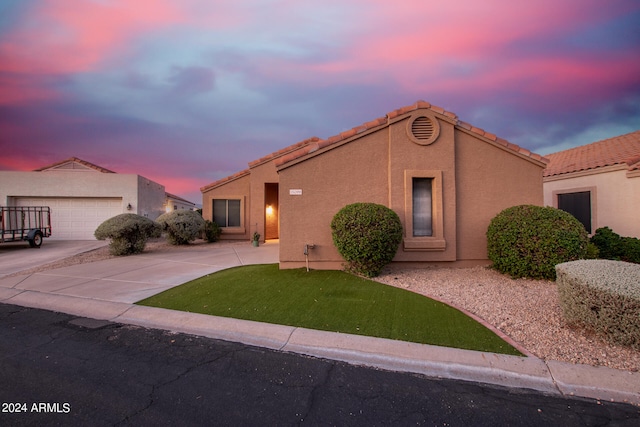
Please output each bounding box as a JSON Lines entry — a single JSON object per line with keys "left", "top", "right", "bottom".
{"left": 1, "top": 303, "right": 638, "bottom": 426}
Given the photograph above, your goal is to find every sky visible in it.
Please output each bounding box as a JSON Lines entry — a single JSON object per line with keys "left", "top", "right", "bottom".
{"left": 1, "top": 0, "right": 639, "bottom": 204}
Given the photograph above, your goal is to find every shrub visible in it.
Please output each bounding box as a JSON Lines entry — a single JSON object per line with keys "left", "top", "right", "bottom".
{"left": 590, "top": 227, "right": 640, "bottom": 264}
{"left": 556, "top": 260, "right": 640, "bottom": 349}
{"left": 203, "top": 220, "right": 221, "bottom": 243}
{"left": 331, "top": 202, "right": 403, "bottom": 277}
{"left": 590, "top": 227, "right": 623, "bottom": 260}
{"left": 94, "top": 213, "right": 161, "bottom": 256}
{"left": 621, "top": 237, "right": 640, "bottom": 264}
{"left": 486, "top": 205, "right": 588, "bottom": 280}
{"left": 156, "top": 210, "right": 205, "bottom": 245}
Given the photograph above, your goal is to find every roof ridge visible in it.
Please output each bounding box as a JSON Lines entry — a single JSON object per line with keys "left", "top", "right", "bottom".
{"left": 34, "top": 157, "right": 116, "bottom": 173}
{"left": 200, "top": 168, "right": 250, "bottom": 192}
{"left": 276, "top": 100, "right": 545, "bottom": 168}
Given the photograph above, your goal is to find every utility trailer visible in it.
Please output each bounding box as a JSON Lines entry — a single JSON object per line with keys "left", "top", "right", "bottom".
{"left": 0, "top": 206, "right": 52, "bottom": 247}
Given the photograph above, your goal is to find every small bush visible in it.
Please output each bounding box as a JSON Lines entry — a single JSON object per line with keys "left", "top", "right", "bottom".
{"left": 94, "top": 213, "right": 161, "bottom": 256}
{"left": 590, "top": 227, "right": 640, "bottom": 264}
{"left": 331, "top": 202, "right": 403, "bottom": 277}
{"left": 556, "top": 260, "right": 640, "bottom": 349}
{"left": 156, "top": 210, "right": 205, "bottom": 245}
{"left": 621, "top": 237, "right": 640, "bottom": 264}
{"left": 486, "top": 205, "right": 588, "bottom": 280}
{"left": 203, "top": 220, "right": 221, "bottom": 243}
{"left": 590, "top": 227, "right": 623, "bottom": 260}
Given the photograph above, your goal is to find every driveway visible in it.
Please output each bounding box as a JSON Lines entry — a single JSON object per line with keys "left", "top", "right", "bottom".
{"left": 0, "top": 240, "right": 108, "bottom": 277}
{"left": 0, "top": 240, "right": 279, "bottom": 303}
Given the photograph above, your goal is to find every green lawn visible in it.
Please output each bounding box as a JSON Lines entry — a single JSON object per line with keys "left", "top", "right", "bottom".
{"left": 137, "top": 264, "right": 522, "bottom": 356}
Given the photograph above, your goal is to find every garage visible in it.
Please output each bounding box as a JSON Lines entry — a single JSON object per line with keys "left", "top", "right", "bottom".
{"left": 16, "top": 197, "right": 123, "bottom": 240}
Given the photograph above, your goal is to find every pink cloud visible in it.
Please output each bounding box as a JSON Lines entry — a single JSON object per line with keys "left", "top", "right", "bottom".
{"left": 0, "top": 0, "right": 184, "bottom": 75}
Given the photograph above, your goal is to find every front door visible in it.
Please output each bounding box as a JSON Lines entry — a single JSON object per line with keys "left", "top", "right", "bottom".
{"left": 264, "top": 183, "right": 279, "bottom": 240}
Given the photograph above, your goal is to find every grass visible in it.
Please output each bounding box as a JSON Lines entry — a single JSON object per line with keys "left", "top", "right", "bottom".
{"left": 137, "top": 264, "right": 523, "bottom": 356}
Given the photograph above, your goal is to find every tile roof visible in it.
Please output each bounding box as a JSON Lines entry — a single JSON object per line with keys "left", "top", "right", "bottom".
{"left": 34, "top": 157, "right": 116, "bottom": 173}
{"left": 200, "top": 137, "right": 319, "bottom": 192}
{"left": 543, "top": 130, "right": 640, "bottom": 177}
{"left": 275, "top": 100, "right": 547, "bottom": 168}
{"left": 200, "top": 169, "right": 250, "bottom": 192}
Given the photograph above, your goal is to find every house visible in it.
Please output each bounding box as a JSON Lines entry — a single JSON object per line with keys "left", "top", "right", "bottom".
{"left": 543, "top": 130, "right": 640, "bottom": 238}
{"left": 0, "top": 157, "right": 195, "bottom": 240}
{"left": 201, "top": 100, "right": 547, "bottom": 270}
{"left": 165, "top": 192, "right": 198, "bottom": 212}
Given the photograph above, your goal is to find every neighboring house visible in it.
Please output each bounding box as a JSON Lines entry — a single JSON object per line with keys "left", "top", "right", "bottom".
{"left": 543, "top": 130, "right": 640, "bottom": 238}
{"left": 0, "top": 157, "right": 194, "bottom": 240}
{"left": 202, "top": 100, "right": 547, "bottom": 270}
{"left": 165, "top": 192, "right": 198, "bottom": 212}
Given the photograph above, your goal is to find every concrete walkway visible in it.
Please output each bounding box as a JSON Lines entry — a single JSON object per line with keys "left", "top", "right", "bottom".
{"left": 0, "top": 240, "right": 638, "bottom": 406}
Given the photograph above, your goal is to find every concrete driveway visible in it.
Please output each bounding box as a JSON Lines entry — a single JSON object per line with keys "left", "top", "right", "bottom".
{"left": 0, "top": 240, "right": 279, "bottom": 303}
{"left": 0, "top": 240, "right": 108, "bottom": 277}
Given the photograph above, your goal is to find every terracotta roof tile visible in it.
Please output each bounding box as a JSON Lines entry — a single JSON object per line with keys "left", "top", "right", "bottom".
{"left": 248, "top": 137, "right": 319, "bottom": 167}
{"left": 34, "top": 157, "right": 116, "bottom": 173}
{"left": 275, "top": 100, "right": 545, "bottom": 168}
{"left": 200, "top": 169, "right": 250, "bottom": 192}
{"left": 543, "top": 130, "right": 640, "bottom": 177}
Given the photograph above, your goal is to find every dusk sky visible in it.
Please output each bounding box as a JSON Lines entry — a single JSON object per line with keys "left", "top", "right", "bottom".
{"left": 1, "top": 0, "right": 639, "bottom": 204}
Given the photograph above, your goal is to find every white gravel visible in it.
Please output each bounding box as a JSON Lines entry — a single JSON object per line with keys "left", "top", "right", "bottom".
{"left": 375, "top": 266, "right": 640, "bottom": 372}
{"left": 13, "top": 239, "right": 639, "bottom": 372}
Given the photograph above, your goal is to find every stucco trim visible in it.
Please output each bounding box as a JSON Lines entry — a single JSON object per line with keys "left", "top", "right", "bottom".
{"left": 402, "top": 170, "right": 446, "bottom": 251}
{"left": 542, "top": 164, "right": 627, "bottom": 182}
{"left": 213, "top": 195, "right": 247, "bottom": 235}
{"left": 551, "top": 186, "right": 598, "bottom": 234}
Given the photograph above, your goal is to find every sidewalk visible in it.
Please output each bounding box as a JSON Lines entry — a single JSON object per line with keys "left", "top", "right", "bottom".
{"left": 0, "top": 240, "right": 638, "bottom": 406}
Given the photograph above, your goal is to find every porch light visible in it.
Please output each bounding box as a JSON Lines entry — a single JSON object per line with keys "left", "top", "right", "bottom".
{"left": 266, "top": 205, "right": 273, "bottom": 215}
{"left": 127, "top": 203, "right": 132, "bottom": 211}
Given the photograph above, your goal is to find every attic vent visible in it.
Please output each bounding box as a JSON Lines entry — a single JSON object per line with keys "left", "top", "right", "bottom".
{"left": 407, "top": 114, "right": 440, "bottom": 146}
{"left": 412, "top": 116, "right": 434, "bottom": 140}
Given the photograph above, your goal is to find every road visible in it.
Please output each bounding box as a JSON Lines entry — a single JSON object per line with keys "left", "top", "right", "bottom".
{"left": 1, "top": 303, "right": 638, "bottom": 426}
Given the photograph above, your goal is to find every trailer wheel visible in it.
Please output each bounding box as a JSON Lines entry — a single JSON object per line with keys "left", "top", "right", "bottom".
{"left": 29, "top": 231, "right": 43, "bottom": 248}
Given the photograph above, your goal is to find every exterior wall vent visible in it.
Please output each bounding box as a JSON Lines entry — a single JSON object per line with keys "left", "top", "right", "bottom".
{"left": 407, "top": 114, "right": 440, "bottom": 146}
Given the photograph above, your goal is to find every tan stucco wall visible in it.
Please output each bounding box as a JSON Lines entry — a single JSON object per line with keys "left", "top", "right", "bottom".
{"left": 278, "top": 128, "right": 389, "bottom": 269}
{"left": 0, "top": 171, "right": 165, "bottom": 219}
{"left": 544, "top": 167, "right": 640, "bottom": 238}
{"left": 249, "top": 161, "right": 280, "bottom": 242}
{"left": 278, "top": 111, "right": 545, "bottom": 270}
{"left": 455, "top": 131, "right": 544, "bottom": 261}
{"left": 201, "top": 174, "right": 251, "bottom": 240}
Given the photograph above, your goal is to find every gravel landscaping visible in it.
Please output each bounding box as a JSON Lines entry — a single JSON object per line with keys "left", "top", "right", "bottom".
{"left": 13, "top": 239, "right": 639, "bottom": 372}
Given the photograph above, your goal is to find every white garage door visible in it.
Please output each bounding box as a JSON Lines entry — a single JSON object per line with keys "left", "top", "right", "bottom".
{"left": 16, "top": 198, "right": 123, "bottom": 240}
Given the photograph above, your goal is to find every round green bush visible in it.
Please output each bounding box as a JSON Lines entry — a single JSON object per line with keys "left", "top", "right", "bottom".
{"left": 486, "top": 205, "right": 588, "bottom": 280}
{"left": 156, "top": 210, "right": 206, "bottom": 245}
{"left": 94, "top": 213, "right": 161, "bottom": 256}
{"left": 330, "top": 202, "right": 403, "bottom": 277}
{"left": 556, "top": 260, "right": 640, "bottom": 349}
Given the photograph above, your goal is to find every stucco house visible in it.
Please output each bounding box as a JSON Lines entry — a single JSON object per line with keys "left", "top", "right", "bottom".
{"left": 0, "top": 157, "right": 194, "bottom": 240}
{"left": 202, "top": 100, "right": 547, "bottom": 270}
{"left": 543, "top": 130, "right": 640, "bottom": 238}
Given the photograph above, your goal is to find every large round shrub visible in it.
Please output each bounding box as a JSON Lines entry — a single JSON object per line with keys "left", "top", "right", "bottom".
{"left": 486, "top": 205, "right": 588, "bottom": 280}
{"left": 156, "top": 210, "right": 206, "bottom": 245}
{"left": 331, "top": 203, "right": 403, "bottom": 277}
{"left": 94, "top": 213, "right": 161, "bottom": 256}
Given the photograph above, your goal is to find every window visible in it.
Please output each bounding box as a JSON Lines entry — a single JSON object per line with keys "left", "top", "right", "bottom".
{"left": 213, "top": 199, "right": 241, "bottom": 227}
{"left": 412, "top": 178, "right": 433, "bottom": 236}
{"left": 404, "top": 170, "right": 445, "bottom": 251}
{"left": 557, "top": 191, "right": 592, "bottom": 233}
